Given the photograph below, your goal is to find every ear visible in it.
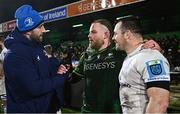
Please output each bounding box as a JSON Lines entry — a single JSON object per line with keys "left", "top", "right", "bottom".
{"left": 25, "top": 31, "right": 31, "bottom": 36}
{"left": 104, "top": 31, "right": 110, "bottom": 39}
{"left": 23, "top": 31, "right": 31, "bottom": 39}
{"left": 124, "top": 30, "right": 131, "bottom": 40}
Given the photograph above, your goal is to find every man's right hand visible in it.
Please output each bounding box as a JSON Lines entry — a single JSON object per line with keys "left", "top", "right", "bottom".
{"left": 142, "top": 39, "right": 163, "bottom": 53}
{"left": 57, "top": 64, "right": 69, "bottom": 74}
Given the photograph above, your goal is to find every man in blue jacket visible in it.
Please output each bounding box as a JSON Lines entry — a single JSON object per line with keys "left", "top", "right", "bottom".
{"left": 3, "top": 5, "right": 68, "bottom": 113}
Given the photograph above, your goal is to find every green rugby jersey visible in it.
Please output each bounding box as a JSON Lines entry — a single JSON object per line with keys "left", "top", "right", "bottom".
{"left": 73, "top": 44, "right": 125, "bottom": 113}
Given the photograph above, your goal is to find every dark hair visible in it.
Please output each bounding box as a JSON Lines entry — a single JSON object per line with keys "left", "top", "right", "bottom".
{"left": 92, "top": 19, "right": 113, "bottom": 38}
{"left": 44, "top": 44, "right": 53, "bottom": 55}
{"left": 117, "top": 16, "right": 142, "bottom": 35}
{"left": 0, "top": 35, "right": 4, "bottom": 42}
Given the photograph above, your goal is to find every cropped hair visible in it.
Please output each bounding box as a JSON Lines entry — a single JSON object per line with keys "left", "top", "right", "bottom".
{"left": 92, "top": 19, "right": 113, "bottom": 38}
{"left": 44, "top": 44, "right": 53, "bottom": 55}
{"left": 117, "top": 16, "right": 142, "bottom": 35}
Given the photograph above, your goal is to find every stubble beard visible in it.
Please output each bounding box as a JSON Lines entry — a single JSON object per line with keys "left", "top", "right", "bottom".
{"left": 30, "top": 34, "right": 43, "bottom": 43}
{"left": 89, "top": 41, "right": 102, "bottom": 51}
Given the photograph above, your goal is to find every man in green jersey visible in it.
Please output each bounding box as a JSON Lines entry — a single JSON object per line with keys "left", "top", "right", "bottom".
{"left": 69, "top": 19, "right": 160, "bottom": 113}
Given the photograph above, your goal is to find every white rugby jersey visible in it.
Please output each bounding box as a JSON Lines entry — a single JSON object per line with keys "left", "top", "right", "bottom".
{"left": 0, "top": 48, "right": 8, "bottom": 95}
{"left": 119, "top": 44, "right": 170, "bottom": 114}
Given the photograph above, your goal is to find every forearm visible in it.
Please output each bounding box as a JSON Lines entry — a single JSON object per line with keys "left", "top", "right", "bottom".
{"left": 146, "top": 89, "right": 169, "bottom": 113}
{"left": 146, "top": 87, "right": 170, "bottom": 113}
{"left": 145, "top": 99, "right": 168, "bottom": 113}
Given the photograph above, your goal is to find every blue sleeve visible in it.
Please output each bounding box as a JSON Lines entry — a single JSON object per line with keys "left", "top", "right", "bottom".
{"left": 4, "top": 54, "right": 67, "bottom": 100}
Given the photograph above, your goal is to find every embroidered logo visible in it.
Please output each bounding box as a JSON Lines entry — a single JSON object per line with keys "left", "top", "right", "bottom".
{"left": 37, "top": 55, "right": 40, "bottom": 61}
{"left": 105, "top": 53, "right": 114, "bottom": 59}
{"left": 24, "top": 17, "right": 34, "bottom": 27}
{"left": 88, "top": 55, "right": 92, "bottom": 60}
{"left": 97, "top": 54, "right": 100, "bottom": 59}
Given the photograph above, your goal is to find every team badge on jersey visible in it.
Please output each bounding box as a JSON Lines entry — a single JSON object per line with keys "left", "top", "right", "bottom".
{"left": 145, "top": 59, "right": 169, "bottom": 82}
{"left": 88, "top": 55, "right": 92, "bottom": 60}
{"left": 97, "top": 54, "right": 100, "bottom": 59}
{"left": 150, "top": 64, "right": 162, "bottom": 75}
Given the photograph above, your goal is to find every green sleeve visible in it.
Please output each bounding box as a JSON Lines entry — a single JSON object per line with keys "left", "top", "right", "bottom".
{"left": 69, "top": 53, "right": 85, "bottom": 83}
{"left": 73, "top": 52, "right": 85, "bottom": 77}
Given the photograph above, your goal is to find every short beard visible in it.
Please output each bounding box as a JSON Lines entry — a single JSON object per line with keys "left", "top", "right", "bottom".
{"left": 90, "top": 40, "right": 104, "bottom": 51}
{"left": 30, "top": 34, "right": 43, "bottom": 43}
{"left": 90, "top": 43, "right": 101, "bottom": 51}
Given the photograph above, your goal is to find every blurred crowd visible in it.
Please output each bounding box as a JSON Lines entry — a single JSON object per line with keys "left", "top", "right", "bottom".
{"left": 148, "top": 34, "right": 180, "bottom": 71}
{"left": 53, "top": 42, "right": 87, "bottom": 69}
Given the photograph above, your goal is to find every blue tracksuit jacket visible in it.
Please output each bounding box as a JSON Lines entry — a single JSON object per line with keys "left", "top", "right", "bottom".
{"left": 3, "top": 28, "right": 66, "bottom": 113}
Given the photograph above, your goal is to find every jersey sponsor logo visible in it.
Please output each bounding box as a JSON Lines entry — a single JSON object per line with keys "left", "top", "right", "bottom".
{"left": 84, "top": 61, "right": 115, "bottom": 71}
{"left": 145, "top": 59, "right": 170, "bottom": 82}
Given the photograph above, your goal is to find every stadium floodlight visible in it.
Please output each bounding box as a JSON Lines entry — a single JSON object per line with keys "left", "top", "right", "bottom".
{"left": 72, "top": 24, "right": 83, "bottom": 28}
{"left": 101, "top": 0, "right": 106, "bottom": 8}
{"left": 112, "top": 0, "right": 116, "bottom": 7}
{"left": 116, "top": 15, "right": 134, "bottom": 20}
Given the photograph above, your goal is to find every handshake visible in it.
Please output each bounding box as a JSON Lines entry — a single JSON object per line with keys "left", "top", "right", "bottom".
{"left": 57, "top": 64, "right": 70, "bottom": 75}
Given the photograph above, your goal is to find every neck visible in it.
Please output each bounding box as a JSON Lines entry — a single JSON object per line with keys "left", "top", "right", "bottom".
{"left": 126, "top": 37, "right": 143, "bottom": 54}
{"left": 23, "top": 34, "right": 31, "bottom": 41}
{"left": 98, "top": 41, "right": 111, "bottom": 51}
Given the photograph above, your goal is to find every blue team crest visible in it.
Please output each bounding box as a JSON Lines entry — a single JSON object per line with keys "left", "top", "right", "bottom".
{"left": 150, "top": 64, "right": 162, "bottom": 75}
{"left": 146, "top": 59, "right": 166, "bottom": 80}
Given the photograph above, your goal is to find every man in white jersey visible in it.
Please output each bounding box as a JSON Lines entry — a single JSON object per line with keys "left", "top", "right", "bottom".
{"left": 113, "top": 16, "right": 170, "bottom": 113}
{"left": 0, "top": 35, "right": 7, "bottom": 112}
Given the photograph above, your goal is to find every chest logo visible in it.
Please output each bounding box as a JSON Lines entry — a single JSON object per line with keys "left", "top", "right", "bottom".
{"left": 97, "top": 55, "right": 100, "bottom": 59}
{"left": 88, "top": 55, "right": 92, "bottom": 60}
{"left": 37, "top": 55, "right": 41, "bottom": 61}
{"left": 105, "top": 53, "right": 114, "bottom": 59}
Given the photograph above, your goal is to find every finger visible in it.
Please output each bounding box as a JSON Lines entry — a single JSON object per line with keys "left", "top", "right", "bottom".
{"left": 142, "top": 44, "right": 150, "bottom": 49}
{"left": 57, "top": 68, "right": 67, "bottom": 74}
{"left": 57, "top": 67, "right": 67, "bottom": 73}
{"left": 57, "top": 70, "right": 66, "bottom": 74}
{"left": 143, "top": 40, "right": 156, "bottom": 48}
{"left": 60, "top": 64, "right": 67, "bottom": 69}
{"left": 57, "top": 65, "right": 68, "bottom": 74}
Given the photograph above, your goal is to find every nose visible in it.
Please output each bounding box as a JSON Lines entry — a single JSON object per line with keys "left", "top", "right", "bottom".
{"left": 88, "top": 33, "right": 90, "bottom": 38}
{"left": 112, "top": 35, "right": 117, "bottom": 43}
{"left": 88, "top": 33, "right": 91, "bottom": 40}
{"left": 41, "top": 25, "right": 46, "bottom": 33}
